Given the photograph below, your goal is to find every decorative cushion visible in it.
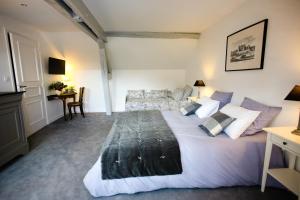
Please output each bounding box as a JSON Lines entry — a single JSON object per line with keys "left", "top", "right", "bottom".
{"left": 211, "top": 91, "right": 233, "bottom": 109}
{"left": 145, "top": 90, "right": 168, "bottom": 98}
{"left": 240, "top": 97, "right": 282, "bottom": 136}
{"left": 127, "top": 90, "right": 144, "bottom": 99}
{"left": 195, "top": 96, "right": 220, "bottom": 118}
{"left": 182, "top": 85, "right": 193, "bottom": 99}
{"left": 172, "top": 88, "right": 185, "bottom": 101}
{"left": 220, "top": 104, "right": 261, "bottom": 139}
{"left": 199, "top": 111, "right": 236, "bottom": 137}
{"left": 180, "top": 102, "right": 201, "bottom": 116}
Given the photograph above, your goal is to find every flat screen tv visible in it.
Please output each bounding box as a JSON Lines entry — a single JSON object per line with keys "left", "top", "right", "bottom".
{"left": 48, "top": 57, "right": 65, "bottom": 74}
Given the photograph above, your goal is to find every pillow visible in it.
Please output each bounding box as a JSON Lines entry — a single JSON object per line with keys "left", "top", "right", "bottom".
{"left": 172, "top": 88, "right": 185, "bottom": 100}
{"left": 199, "top": 111, "right": 236, "bottom": 137}
{"left": 128, "top": 90, "right": 144, "bottom": 99}
{"left": 240, "top": 97, "right": 282, "bottom": 136}
{"left": 145, "top": 90, "right": 167, "bottom": 98}
{"left": 211, "top": 91, "right": 233, "bottom": 109}
{"left": 182, "top": 85, "right": 193, "bottom": 99}
{"left": 195, "top": 96, "right": 220, "bottom": 118}
{"left": 180, "top": 102, "right": 201, "bottom": 116}
{"left": 220, "top": 104, "right": 261, "bottom": 139}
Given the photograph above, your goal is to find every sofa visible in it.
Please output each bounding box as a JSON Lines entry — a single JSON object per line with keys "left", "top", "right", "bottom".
{"left": 125, "top": 86, "right": 193, "bottom": 111}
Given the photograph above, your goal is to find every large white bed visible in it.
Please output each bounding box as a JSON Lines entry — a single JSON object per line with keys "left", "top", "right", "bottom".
{"left": 83, "top": 111, "right": 284, "bottom": 197}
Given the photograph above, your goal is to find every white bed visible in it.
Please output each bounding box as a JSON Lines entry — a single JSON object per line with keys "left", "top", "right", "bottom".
{"left": 83, "top": 111, "right": 284, "bottom": 197}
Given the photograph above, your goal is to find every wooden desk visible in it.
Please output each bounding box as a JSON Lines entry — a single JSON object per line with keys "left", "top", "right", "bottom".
{"left": 47, "top": 92, "right": 77, "bottom": 120}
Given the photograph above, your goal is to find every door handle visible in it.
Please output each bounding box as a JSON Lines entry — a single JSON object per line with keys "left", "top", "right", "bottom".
{"left": 19, "top": 85, "right": 27, "bottom": 88}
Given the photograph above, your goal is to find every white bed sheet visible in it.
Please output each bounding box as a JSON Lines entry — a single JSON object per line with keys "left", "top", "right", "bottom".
{"left": 83, "top": 111, "right": 284, "bottom": 197}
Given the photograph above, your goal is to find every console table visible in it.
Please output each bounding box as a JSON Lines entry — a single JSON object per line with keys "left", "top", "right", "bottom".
{"left": 47, "top": 92, "right": 77, "bottom": 120}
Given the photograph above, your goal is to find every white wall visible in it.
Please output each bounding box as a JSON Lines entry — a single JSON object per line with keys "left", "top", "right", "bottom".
{"left": 42, "top": 35, "right": 197, "bottom": 112}
{"left": 106, "top": 37, "right": 197, "bottom": 69}
{"left": 111, "top": 69, "right": 186, "bottom": 111}
{"left": 106, "top": 37, "right": 197, "bottom": 111}
{"left": 41, "top": 32, "right": 106, "bottom": 113}
{"left": 186, "top": 0, "right": 300, "bottom": 127}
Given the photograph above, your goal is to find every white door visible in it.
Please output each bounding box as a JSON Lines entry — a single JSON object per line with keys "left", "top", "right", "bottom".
{"left": 9, "top": 32, "right": 47, "bottom": 137}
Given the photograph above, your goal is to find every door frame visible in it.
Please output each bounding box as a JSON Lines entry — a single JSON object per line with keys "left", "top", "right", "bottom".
{"left": 5, "top": 29, "right": 49, "bottom": 133}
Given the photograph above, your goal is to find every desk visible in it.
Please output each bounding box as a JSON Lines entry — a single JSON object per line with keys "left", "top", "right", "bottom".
{"left": 47, "top": 92, "right": 77, "bottom": 120}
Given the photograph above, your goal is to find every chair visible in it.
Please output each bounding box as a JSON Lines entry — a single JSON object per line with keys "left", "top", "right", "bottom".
{"left": 68, "top": 87, "right": 85, "bottom": 119}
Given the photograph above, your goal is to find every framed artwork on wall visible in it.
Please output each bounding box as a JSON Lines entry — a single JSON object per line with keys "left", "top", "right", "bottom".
{"left": 225, "top": 19, "right": 268, "bottom": 72}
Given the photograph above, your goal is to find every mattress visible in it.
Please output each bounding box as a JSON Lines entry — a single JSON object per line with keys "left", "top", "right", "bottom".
{"left": 83, "top": 111, "right": 284, "bottom": 197}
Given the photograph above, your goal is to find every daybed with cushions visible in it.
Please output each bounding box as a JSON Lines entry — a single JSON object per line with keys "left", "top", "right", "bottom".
{"left": 125, "top": 85, "right": 193, "bottom": 111}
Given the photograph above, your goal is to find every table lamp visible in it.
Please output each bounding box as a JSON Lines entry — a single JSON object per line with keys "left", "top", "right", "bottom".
{"left": 194, "top": 80, "right": 205, "bottom": 98}
{"left": 284, "top": 85, "right": 300, "bottom": 135}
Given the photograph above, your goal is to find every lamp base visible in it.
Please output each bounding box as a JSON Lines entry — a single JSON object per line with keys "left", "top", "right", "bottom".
{"left": 291, "top": 129, "right": 300, "bottom": 135}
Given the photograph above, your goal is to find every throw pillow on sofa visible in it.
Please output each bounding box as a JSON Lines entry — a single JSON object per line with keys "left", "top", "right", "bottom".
{"left": 145, "top": 90, "right": 168, "bottom": 98}
{"left": 127, "top": 90, "right": 145, "bottom": 99}
{"left": 182, "top": 85, "right": 193, "bottom": 99}
{"left": 172, "top": 88, "right": 185, "bottom": 100}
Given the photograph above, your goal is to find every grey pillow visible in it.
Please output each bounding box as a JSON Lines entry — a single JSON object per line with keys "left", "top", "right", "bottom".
{"left": 180, "top": 102, "right": 201, "bottom": 116}
{"left": 211, "top": 91, "right": 233, "bottom": 109}
{"left": 172, "top": 88, "right": 185, "bottom": 101}
{"left": 182, "top": 85, "right": 193, "bottom": 99}
{"left": 199, "top": 111, "right": 235, "bottom": 137}
{"left": 240, "top": 97, "right": 282, "bottom": 136}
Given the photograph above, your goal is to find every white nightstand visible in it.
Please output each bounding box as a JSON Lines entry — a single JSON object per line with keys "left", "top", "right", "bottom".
{"left": 262, "top": 127, "right": 300, "bottom": 199}
{"left": 187, "top": 96, "right": 199, "bottom": 102}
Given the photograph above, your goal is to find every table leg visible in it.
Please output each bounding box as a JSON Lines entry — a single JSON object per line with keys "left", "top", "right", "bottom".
{"left": 63, "top": 99, "right": 67, "bottom": 121}
{"left": 261, "top": 133, "right": 273, "bottom": 192}
{"left": 73, "top": 95, "right": 76, "bottom": 114}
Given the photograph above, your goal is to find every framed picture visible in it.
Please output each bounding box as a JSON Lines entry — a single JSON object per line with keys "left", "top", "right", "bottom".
{"left": 225, "top": 19, "right": 268, "bottom": 71}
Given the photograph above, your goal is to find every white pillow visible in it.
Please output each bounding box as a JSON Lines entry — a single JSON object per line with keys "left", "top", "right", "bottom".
{"left": 220, "top": 104, "right": 261, "bottom": 139}
{"left": 195, "top": 96, "right": 220, "bottom": 118}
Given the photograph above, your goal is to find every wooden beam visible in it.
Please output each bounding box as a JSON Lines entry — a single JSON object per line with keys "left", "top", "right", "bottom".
{"left": 98, "top": 40, "right": 112, "bottom": 115}
{"left": 63, "top": 0, "right": 106, "bottom": 42}
{"left": 45, "top": 0, "right": 106, "bottom": 42}
{"left": 105, "top": 31, "right": 201, "bottom": 39}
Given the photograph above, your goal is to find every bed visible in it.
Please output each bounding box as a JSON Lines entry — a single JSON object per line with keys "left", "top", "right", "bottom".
{"left": 83, "top": 110, "right": 284, "bottom": 197}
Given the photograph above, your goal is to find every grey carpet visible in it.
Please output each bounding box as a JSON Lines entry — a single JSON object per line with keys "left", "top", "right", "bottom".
{"left": 0, "top": 113, "right": 296, "bottom": 200}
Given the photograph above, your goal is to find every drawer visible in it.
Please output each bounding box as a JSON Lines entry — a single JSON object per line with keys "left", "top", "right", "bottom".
{"left": 271, "top": 134, "right": 300, "bottom": 155}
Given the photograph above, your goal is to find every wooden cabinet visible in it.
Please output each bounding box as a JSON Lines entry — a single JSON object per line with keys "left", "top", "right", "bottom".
{"left": 0, "top": 92, "right": 28, "bottom": 166}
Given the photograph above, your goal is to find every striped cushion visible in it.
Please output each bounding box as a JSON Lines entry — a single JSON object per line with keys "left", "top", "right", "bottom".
{"left": 199, "top": 111, "right": 235, "bottom": 137}
{"left": 180, "top": 102, "right": 201, "bottom": 116}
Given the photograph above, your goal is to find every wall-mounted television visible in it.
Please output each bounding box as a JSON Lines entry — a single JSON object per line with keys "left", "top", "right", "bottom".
{"left": 48, "top": 57, "right": 65, "bottom": 75}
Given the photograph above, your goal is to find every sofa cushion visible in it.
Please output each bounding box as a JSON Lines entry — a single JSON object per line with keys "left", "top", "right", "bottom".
{"left": 128, "top": 90, "right": 144, "bottom": 99}
{"left": 182, "top": 85, "right": 193, "bottom": 99}
{"left": 145, "top": 90, "right": 168, "bottom": 98}
{"left": 172, "top": 88, "right": 185, "bottom": 100}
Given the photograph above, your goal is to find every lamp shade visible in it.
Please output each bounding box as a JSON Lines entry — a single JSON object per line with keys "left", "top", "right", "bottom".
{"left": 194, "top": 80, "right": 205, "bottom": 87}
{"left": 284, "top": 85, "right": 300, "bottom": 101}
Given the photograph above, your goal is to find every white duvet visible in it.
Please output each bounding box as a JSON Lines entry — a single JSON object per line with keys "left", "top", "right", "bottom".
{"left": 83, "top": 111, "right": 283, "bottom": 197}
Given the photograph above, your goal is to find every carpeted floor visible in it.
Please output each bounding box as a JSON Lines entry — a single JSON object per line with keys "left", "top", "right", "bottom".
{"left": 0, "top": 113, "right": 296, "bottom": 200}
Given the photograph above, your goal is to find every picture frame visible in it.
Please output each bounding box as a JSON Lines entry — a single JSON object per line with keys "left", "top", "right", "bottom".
{"left": 225, "top": 19, "right": 268, "bottom": 72}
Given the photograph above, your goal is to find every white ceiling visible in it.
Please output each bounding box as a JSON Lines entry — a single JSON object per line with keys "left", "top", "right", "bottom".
{"left": 0, "top": 0, "right": 77, "bottom": 32}
{"left": 83, "top": 0, "right": 246, "bottom": 32}
{"left": 0, "top": 0, "right": 246, "bottom": 33}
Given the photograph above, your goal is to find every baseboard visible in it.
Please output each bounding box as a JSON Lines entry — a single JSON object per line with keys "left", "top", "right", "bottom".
{"left": 47, "top": 113, "right": 64, "bottom": 124}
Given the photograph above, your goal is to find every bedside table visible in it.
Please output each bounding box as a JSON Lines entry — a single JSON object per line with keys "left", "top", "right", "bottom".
{"left": 187, "top": 96, "right": 199, "bottom": 102}
{"left": 261, "top": 127, "right": 300, "bottom": 199}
